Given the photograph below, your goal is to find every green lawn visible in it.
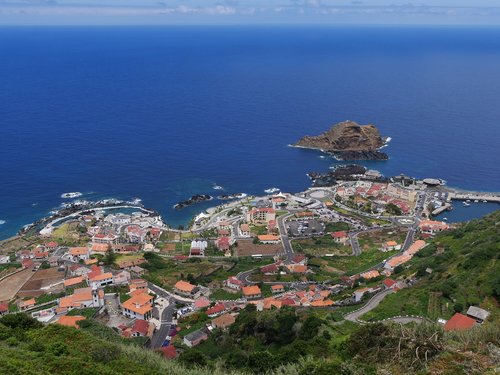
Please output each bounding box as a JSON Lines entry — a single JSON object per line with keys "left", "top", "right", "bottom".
{"left": 309, "top": 248, "right": 398, "bottom": 277}
{"left": 293, "top": 235, "right": 352, "bottom": 256}
{"left": 210, "top": 288, "right": 242, "bottom": 301}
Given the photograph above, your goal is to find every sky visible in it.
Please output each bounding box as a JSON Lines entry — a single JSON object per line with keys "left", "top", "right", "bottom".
{"left": 0, "top": 0, "right": 500, "bottom": 25}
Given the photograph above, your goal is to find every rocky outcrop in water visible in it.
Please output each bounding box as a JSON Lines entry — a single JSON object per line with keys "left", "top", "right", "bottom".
{"left": 295, "top": 120, "right": 388, "bottom": 160}
{"left": 308, "top": 165, "right": 367, "bottom": 187}
{"left": 174, "top": 195, "right": 213, "bottom": 209}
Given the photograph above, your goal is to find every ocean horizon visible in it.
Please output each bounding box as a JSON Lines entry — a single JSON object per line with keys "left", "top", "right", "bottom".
{"left": 1, "top": 25, "right": 500, "bottom": 239}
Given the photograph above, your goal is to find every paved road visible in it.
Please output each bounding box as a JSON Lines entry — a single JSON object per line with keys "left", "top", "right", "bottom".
{"left": 149, "top": 298, "right": 175, "bottom": 349}
{"left": 345, "top": 289, "right": 393, "bottom": 322}
{"left": 148, "top": 283, "right": 183, "bottom": 349}
{"left": 277, "top": 213, "right": 296, "bottom": 264}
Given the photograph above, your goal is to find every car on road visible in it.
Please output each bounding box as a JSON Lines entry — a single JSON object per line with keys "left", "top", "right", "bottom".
{"left": 161, "top": 339, "right": 170, "bottom": 347}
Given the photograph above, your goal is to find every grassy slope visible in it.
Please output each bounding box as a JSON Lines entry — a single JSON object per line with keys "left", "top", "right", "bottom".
{"left": 362, "top": 210, "right": 500, "bottom": 321}
{"left": 0, "top": 317, "right": 245, "bottom": 375}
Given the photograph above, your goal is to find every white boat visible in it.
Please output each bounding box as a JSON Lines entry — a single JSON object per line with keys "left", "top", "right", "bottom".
{"left": 463, "top": 202, "right": 471, "bottom": 207}
{"left": 264, "top": 187, "right": 280, "bottom": 194}
{"left": 474, "top": 200, "right": 479, "bottom": 203}
{"left": 442, "top": 217, "right": 448, "bottom": 221}
{"left": 213, "top": 185, "right": 224, "bottom": 190}
{"left": 61, "top": 192, "right": 83, "bottom": 199}
{"left": 482, "top": 200, "right": 488, "bottom": 203}
{"left": 466, "top": 199, "right": 471, "bottom": 203}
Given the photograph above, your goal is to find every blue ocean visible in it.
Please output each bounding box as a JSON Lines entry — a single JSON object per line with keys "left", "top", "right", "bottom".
{"left": 1, "top": 26, "right": 500, "bottom": 239}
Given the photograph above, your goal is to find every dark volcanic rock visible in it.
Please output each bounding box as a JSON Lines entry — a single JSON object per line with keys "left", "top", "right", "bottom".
{"left": 308, "top": 165, "right": 367, "bottom": 187}
{"left": 174, "top": 194, "right": 213, "bottom": 209}
{"left": 332, "top": 150, "right": 388, "bottom": 161}
{"left": 295, "top": 120, "right": 388, "bottom": 160}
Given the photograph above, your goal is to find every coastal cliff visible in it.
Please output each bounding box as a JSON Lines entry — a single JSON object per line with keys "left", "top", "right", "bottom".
{"left": 295, "top": 120, "right": 388, "bottom": 160}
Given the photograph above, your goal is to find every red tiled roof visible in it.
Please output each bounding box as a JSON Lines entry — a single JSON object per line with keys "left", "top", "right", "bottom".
{"left": 383, "top": 279, "right": 397, "bottom": 288}
{"left": 207, "top": 304, "right": 225, "bottom": 315}
{"left": 161, "top": 345, "right": 177, "bottom": 359}
{"left": 444, "top": 313, "right": 476, "bottom": 331}
{"left": 132, "top": 319, "right": 150, "bottom": 336}
{"left": 331, "top": 231, "right": 347, "bottom": 238}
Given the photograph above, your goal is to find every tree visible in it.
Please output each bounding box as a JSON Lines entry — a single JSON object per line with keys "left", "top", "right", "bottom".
{"left": 179, "top": 350, "right": 207, "bottom": 367}
{"left": 248, "top": 351, "right": 277, "bottom": 372}
{"left": 394, "top": 265, "right": 404, "bottom": 274}
{"left": 386, "top": 203, "right": 402, "bottom": 216}
{"left": 102, "top": 245, "right": 117, "bottom": 266}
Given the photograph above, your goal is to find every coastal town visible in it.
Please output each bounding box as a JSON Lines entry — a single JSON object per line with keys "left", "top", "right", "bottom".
{"left": 0, "top": 168, "right": 498, "bottom": 360}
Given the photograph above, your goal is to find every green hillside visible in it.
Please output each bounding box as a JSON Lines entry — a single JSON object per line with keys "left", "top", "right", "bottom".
{"left": 362, "top": 210, "right": 500, "bottom": 322}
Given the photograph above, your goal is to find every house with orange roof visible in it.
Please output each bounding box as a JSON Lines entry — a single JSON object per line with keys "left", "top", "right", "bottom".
{"left": 257, "top": 234, "right": 280, "bottom": 244}
{"left": 84, "top": 258, "right": 98, "bottom": 265}
{"left": 129, "top": 279, "right": 148, "bottom": 293}
{"left": 242, "top": 285, "right": 262, "bottom": 300}
{"left": 64, "top": 276, "right": 85, "bottom": 288}
{"left": 381, "top": 241, "right": 400, "bottom": 252}
{"left": 286, "top": 264, "right": 308, "bottom": 274}
{"left": 444, "top": 313, "right": 476, "bottom": 331}
{"left": 384, "top": 254, "right": 412, "bottom": 271}
{"left": 18, "top": 298, "right": 36, "bottom": 311}
{"left": 86, "top": 265, "right": 103, "bottom": 280}
{"left": 68, "top": 247, "right": 90, "bottom": 262}
{"left": 418, "top": 220, "right": 449, "bottom": 236}
{"left": 360, "top": 270, "right": 380, "bottom": 280}
{"left": 239, "top": 224, "right": 251, "bottom": 237}
{"left": 91, "top": 243, "right": 109, "bottom": 254}
{"left": 310, "top": 299, "right": 334, "bottom": 307}
{"left": 56, "top": 315, "right": 86, "bottom": 329}
{"left": 194, "top": 297, "right": 211, "bottom": 310}
{"left": 405, "top": 240, "right": 426, "bottom": 256}
{"left": 259, "top": 297, "right": 282, "bottom": 310}
{"left": 211, "top": 314, "right": 236, "bottom": 330}
{"left": 225, "top": 276, "right": 243, "bottom": 290}
{"left": 122, "top": 292, "right": 154, "bottom": 320}
{"left": 88, "top": 272, "right": 114, "bottom": 289}
{"left": 173, "top": 280, "right": 197, "bottom": 297}
{"left": 0, "top": 301, "right": 9, "bottom": 316}
{"left": 271, "top": 284, "right": 285, "bottom": 293}
{"left": 331, "top": 231, "right": 348, "bottom": 244}
{"left": 129, "top": 319, "right": 155, "bottom": 337}
{"left": 206, "top": 303, "right": 227, "bottom": 317}
{"left": 58, "top": 287, "right": 104, "bottom": 310}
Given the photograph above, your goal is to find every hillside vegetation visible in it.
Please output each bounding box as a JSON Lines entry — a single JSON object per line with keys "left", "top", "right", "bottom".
{"left": 362, "top": 209, "right": 500, "bottom": 322}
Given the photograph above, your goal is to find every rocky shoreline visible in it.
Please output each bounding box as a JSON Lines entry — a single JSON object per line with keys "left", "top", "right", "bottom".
{"left": 332, "top": 150, "right": 388, "bottom": 161}
{"left": 174, "top": 194, "right": 213, "bottom": 209}
{"left": 308, "top": 165, "right": 368, "bottom": 187}
{"left": 18, "top": 199, "right": 156, "bottom": 236}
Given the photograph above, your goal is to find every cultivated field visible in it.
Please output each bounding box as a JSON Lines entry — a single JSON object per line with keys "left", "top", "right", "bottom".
{"left": 234, "top": 239, "right": 282, "bottom": 256}
{"left": 0, "top": 268, "right": 34, "bottom": 301}
{"left": 18, "top": 268, "right": 65, "bottom": 298}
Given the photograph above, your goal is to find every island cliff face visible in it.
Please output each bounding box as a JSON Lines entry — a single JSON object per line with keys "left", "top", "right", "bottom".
{"left": 295, "top": 120, "right": 389, "bottom": 160}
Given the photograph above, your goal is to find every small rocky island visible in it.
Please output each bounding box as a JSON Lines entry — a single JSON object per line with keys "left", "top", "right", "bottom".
{"left": 295, "top": 120, "right": 389, "bottom": 160}
{"left": 174, "top": 194, "right": 213, "bottom": 209}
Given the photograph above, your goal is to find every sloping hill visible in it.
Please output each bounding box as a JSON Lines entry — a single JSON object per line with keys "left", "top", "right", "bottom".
{"left": 362, "top": 210, "right": 500, "bottom": 322}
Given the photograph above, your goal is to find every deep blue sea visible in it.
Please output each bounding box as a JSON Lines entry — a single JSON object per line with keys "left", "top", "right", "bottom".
{"left": 1, "top": 26, "right": 500, "bottom": 239}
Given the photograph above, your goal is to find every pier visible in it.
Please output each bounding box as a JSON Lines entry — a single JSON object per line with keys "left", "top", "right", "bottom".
{"left": 447, "top": 192, "right": 500, "bottom": 203}
{"left": 431, "top": 203, "right": 452, "bottom": 216}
